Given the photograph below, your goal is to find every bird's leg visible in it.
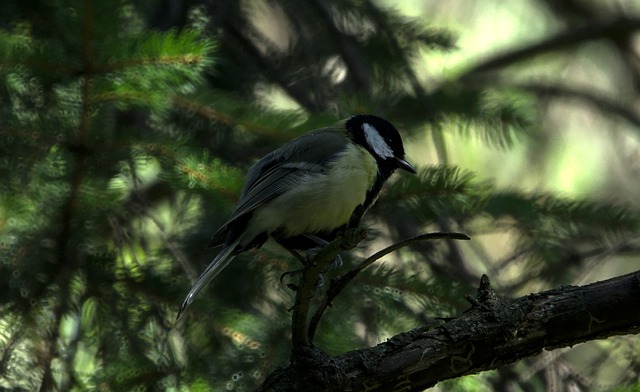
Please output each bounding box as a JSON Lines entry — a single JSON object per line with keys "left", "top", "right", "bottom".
{"left": 282, "top": 246, "right": 308, "bottom": 266}
{"left": 276, "top": 235, "right": 338, "bottom": 293}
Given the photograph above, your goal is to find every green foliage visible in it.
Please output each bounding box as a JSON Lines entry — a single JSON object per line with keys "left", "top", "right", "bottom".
{"left": 438, "top": 374, "right": 494, "bottom": 392}
{"left": 0, "top": 0, "right": 639, "bottom": 391}
{"left": 614, "top": 381, "right": 640, "bottom": 392}
{"left": 386, "top": 165, "right": 489, "bottom": 222}
{"left": 485, "top": 192, "right": 640, "bottom": 287}
{"left": 432, "top": 86, "right": 536, "bottom": 148}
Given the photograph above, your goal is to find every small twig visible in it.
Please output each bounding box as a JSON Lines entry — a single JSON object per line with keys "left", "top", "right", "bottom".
{"left": 359, "top": 232, "right": 470, "bottom": 274}
{"left": 291, "top": 229, "right": 367, "bottom": 350}
{"left": 307, "top": 232, "right": 470, "bottom": 342}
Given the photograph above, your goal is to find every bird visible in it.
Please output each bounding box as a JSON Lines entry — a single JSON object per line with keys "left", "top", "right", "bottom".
{"left": 177, "top": 114, "right": 416, "bottom": 318}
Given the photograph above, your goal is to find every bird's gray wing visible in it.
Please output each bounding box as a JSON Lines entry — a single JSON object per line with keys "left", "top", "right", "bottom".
{"left": 207, "top": 129, "right": 349, "bottom": 247}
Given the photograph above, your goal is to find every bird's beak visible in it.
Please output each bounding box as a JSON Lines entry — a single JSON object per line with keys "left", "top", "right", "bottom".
{"left": 396, "top": 157, "right": 417, "bottom": 174}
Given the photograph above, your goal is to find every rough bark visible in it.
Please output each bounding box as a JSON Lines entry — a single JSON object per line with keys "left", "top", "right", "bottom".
{"left": 258, "top": 270, "right": 640, "bottom": 392}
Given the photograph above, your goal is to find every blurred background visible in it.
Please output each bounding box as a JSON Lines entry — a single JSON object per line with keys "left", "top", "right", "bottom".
{"left": 1, "top": 0, "right": 639, "bottom": 390}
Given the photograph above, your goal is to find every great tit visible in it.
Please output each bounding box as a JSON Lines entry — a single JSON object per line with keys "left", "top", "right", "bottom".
{"left": 178, "top": 114, "right": 416, "bottom": 317}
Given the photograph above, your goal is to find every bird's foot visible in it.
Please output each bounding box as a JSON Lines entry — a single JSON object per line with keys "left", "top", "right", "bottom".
{"left": 280, "top": 267, "right": 324, "bottom": 291}
{"left": 280, "top": 268, "right": 303, "bottom": 291}
{"left": 305, "top": 247, "right": 343, "bottom": 271}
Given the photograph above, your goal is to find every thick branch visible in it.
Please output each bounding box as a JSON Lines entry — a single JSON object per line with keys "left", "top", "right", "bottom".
{"left": 260, "top": 270, "right": 640, "bottom": 392}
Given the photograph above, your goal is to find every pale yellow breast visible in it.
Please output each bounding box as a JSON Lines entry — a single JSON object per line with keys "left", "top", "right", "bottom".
{"left": 250, "top": 144, "right": 377, "bottom": 237}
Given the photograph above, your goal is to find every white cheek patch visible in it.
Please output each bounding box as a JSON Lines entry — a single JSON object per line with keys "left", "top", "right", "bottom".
{"left": 363, "top": 123, "right": 394, "bottom": 158}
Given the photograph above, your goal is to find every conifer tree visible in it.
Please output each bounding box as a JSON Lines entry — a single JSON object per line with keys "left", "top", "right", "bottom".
{"left": 1, "top": 0, "right": 639, "bottom": 391}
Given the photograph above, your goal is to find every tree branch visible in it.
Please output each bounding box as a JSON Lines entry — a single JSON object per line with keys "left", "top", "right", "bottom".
{"left": 307, "top": 232, "right": 470, "bottom": 342}
{"left": 291, "top": 229, "right": 368, "bottom": 350}
{"left": 514, "top": 82, "right": 640, "bottom": 128}
{"left": 310, "top": 0, "right": 371, "bottom": 90}
{"left": 460, "top": 17, "right": 640, "bottom": 78}
{"left": 261, "top": 270, "right": 640, "bottom": 392}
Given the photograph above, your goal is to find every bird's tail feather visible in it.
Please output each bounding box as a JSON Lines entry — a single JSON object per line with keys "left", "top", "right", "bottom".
{"left": 176, "top": 239, "right": 240, "bottom": 319}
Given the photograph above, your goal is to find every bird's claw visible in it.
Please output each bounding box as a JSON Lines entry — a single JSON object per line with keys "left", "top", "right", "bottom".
{"left": 280, "top": 268, "right": 304, "bottom": 284}
{"left": 305, "top": 248, "right": 343, "bottom": 271}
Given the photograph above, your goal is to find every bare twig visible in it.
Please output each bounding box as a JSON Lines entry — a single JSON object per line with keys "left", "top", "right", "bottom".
{"left": 360, "top": 232, "right": 469, "bottom": 271}
{"left": 291, "top": 229, "right": 367, "bottom": 351}
{"left": 307, "top": 231, "right": 470, "bottom": 342}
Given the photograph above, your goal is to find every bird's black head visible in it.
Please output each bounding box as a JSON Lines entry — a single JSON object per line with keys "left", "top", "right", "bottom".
{"left": 345, "top": 114, "right": 416, "bottom": 176}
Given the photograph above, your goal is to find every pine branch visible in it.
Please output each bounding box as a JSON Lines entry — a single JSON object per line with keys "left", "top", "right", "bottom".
{"left": 460, "top": 17, "right": 640, "bottom": 78}
{"left": 260, "top": 271, "right": 640, "bottom": 392}
{"left": 210, "top": 4, "right": 322, "bottom": 112}
{"left": 460, "top": 77, "right": 640, "bottom": 129}
{"left": 513, "top": 81, "right": 640, "bottom": 128}
{"left": 39, "top": 2, "right": 97, "bottom": 389}
{"left": 310, "top": 0, "right": 370, "bottom": 90}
